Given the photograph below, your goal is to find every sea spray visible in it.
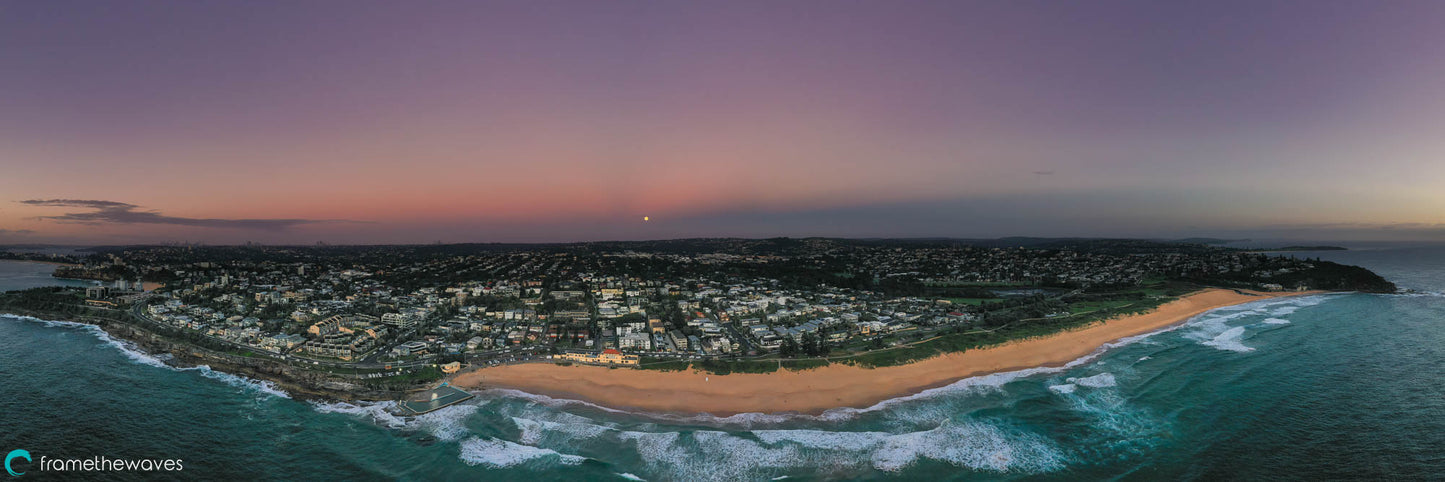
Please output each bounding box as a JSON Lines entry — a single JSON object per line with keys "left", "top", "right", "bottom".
{"left": 475, "top": 295, "right": 1307, "bottom": 430}
{"left": 310, "top": 400, "right": 408, "bottom": 428}
{"left": 458, "top": 437, "right": 585, "bottom": 468}
{"left": 1202, "top": 326, "right": 1255, "bottom": 352}
{"left": 5, "top": 313, "right": 292, "bottom": 398}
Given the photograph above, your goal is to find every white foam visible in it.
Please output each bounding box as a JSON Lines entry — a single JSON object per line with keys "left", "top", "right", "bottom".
{"left": 617, "top": 473, "right": 646, "bottom": 481}
{"left": 619, "top": 429, "right": 815, "bottom": 480}
{"left": 1066, "top": 373, "right": 1117, "bottom": 388}
{"left": 1047, "top": 384, "right": 1077, "bottom": 394}
{"left": 1056, "top": 384, "right": 1164, "bottom": 440}
{"left": 498, "top": 399, "right": 615, "bottom": 426}
{"left": 617, "top": 430, "right": 682, "bottom": 460}
{"left": 480, "top": 326, "right": 1175, "bottom": 427}
{"left": 754, "top": 429, "right": 890, "bottom": 451}
{"left": 815, "top": 363, "right": 1087, "bottom": 423}
{"left": 867, "top": 421, "right": 1065, "bottom": 473}
{"left": 1181, "top": 296, "right": 1318, "bottom": 353}
{"left": 1202, "top": 326, "right": 1254, "bottom": 352}
{"left": 311, "top": 398, "right": 490, "bottom": 442}
{"left": 311, "top": 400, "right": 408, "bottom": 428}
{"left": 1287, "top": 295, "right": 1330, "bottom": 306}
{"left": 1193, "top": 310, "right": 1260, "bottom": 326}
{"left": 479, "top": 301, "right": 1204, "bottom": 428}
{"left": 5, "top": 314, "right": 290, "bottom": 398}
{"left": 457, "top": 436, "right": 585, "bottom": 468}
{"left": 414, "top": 403, "right": 482, "bottom": 441}
{"left": 1209, "top": 304, "right": 1254, "bottom": 312}
{"left": 602, "top": 422, "right": 1069, "bottom": 477}
{"left": 475, "top": 294, "right": 1337, "bottom": 428}
{"left": 481, "top": 388, "right": 801, "bottom": 428}
{"left": 98, "top": 327, "right": 173, "bottom": 368}
{"left": 1137, "top": 356, "right": 1152, "bottom": 361}
{"left": 192, "top": 365, "right": 291, "bottom": 398}
{"left": 512, "top": 416, "right": 610, "bottom": 445}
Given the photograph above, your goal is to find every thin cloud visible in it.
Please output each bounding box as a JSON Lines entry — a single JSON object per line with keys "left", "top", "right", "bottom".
{"left": 0, "top": 228, "right": 36, "bottom": 236}
{"left": 1263, "top": 221, "right": 1445, "bottom": 231}
{"left": 1032, "top": 170, "right": 1055, "bottom": 176}
{"left": 1248, "top": 222, "right": 1445, "bottom": 239}
{"left": 18, "top": 199, "right": 360, "bottom": 231}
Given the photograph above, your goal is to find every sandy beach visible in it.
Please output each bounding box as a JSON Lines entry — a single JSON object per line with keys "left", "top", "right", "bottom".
{"left": 453, "top": 288, "right": 1320, "bottom": 415}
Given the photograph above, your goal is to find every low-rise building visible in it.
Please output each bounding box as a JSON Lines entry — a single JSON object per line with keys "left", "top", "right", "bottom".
{"left": 557, "top": 348, "right": 639, "bottom": 366}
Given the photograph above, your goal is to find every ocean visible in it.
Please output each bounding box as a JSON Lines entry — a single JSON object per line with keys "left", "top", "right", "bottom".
{"left": 2, "top": 245, "right": 1443, "bottom": 480}
{"left": 0, "top": 261, "right": 95, "bottom": 292}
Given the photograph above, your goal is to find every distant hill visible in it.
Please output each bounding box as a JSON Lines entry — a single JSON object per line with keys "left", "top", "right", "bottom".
{"left": 1168, "top": 237, "right": 1248, "bottom": 245}
{"left": 1250, "top": 246, "right": 1349, "bottom": 252}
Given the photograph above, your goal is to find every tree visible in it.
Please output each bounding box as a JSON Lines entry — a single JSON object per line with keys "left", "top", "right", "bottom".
{"left": 869, "top": 337, "right": 885, "bottom": 350}
{"left": 779, "top": 336, "right": 797, "bottom": 358}
{"left": 800, "top": 331, "right": 819, "bottom": 357}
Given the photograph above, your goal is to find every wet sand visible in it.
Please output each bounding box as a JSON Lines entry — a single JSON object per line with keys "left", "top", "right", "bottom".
{"left": 453, "top": 288, "right": 1319, "bottom": 415}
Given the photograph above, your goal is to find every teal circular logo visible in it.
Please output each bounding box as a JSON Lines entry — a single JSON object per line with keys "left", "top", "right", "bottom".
{"left": 4, "top": 450, "right": 29, "bottom": 477}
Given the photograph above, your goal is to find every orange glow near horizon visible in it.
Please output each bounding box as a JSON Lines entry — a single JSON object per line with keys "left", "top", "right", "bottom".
{"left": 3, "top": 2, "right": 1445, "bottom": 244}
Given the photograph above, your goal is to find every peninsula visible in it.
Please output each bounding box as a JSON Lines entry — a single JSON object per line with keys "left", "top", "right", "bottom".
{"left": 1, "top": 238, "right": 1393, "bottom": 409}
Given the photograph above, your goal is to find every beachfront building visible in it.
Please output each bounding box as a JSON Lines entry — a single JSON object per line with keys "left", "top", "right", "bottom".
{"left": 557, "top": 348, "right": 640, "bottom": 366}
{"left": 301, "top": 327, "right": 376, "bottom": 360}
{"left": 618, "top": 332, "right": 652, "bottom": 350}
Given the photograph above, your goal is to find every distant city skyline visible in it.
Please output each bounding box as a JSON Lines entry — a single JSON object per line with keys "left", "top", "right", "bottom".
{"left": 4, "top": 0, "right": 1444, "bottom": 244}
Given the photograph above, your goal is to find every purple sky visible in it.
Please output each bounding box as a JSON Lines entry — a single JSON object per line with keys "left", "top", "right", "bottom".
{"left": 2, "top": 0, "right": 1444, "bottom": 244}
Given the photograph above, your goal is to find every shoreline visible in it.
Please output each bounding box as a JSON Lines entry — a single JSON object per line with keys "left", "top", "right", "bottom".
{"left": 453, "top": 288, "right": 1325, "bottom": 416}
{"left": 0, "top": 308, "right": 420, "bottom": 403}
{"left": 0, "top": 259, "right": 80, "bottom": 267}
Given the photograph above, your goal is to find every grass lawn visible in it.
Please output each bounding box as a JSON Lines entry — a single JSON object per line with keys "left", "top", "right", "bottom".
{"left": 1067, "top": 300, "right": 1136, "bottom": 314}
{"left": 942, "top": 297, "right": 1000, "bottom": 306}
{"left": 923, "top": 281, "right": 1033, "bottom": 288}
{"left": 636, "top": 357, "right": 833, "bottom": 375}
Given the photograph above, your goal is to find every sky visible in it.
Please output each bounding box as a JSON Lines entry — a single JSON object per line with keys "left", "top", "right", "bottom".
{"left": 3, "top": 0, "right": 1444, "bottom": 245}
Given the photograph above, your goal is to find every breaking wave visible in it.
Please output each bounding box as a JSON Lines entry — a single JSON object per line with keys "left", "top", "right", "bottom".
{"left": 4, "top": 314, "right": 290, "bottom": 398}
{"left": 480, "top": 295, "right": 1309, "bottom": 429}
{"left": 313, "top": 400, "right": 485, "bottom": 442}
{"left": 1068, "top": 372, "right": 1118, "bottom": 388}
{"left": 11, "top": 293, "right": 1343, "bottom": 479}
{"left": 311, "top": 400, "right": 408, "bottom": 428}
{"left": 609, "top": 421, "right": 1064, "bottom": 479}
{"left": 458, "top": 436, "right": 585, "bottom": 468}
{"left": 1202, "top": 326, "right": 1254, "bottom": 352}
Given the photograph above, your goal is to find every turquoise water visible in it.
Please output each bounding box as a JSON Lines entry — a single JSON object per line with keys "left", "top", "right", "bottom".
{"left": 2, "top": 250, "right": 1444, "bottom": 480}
